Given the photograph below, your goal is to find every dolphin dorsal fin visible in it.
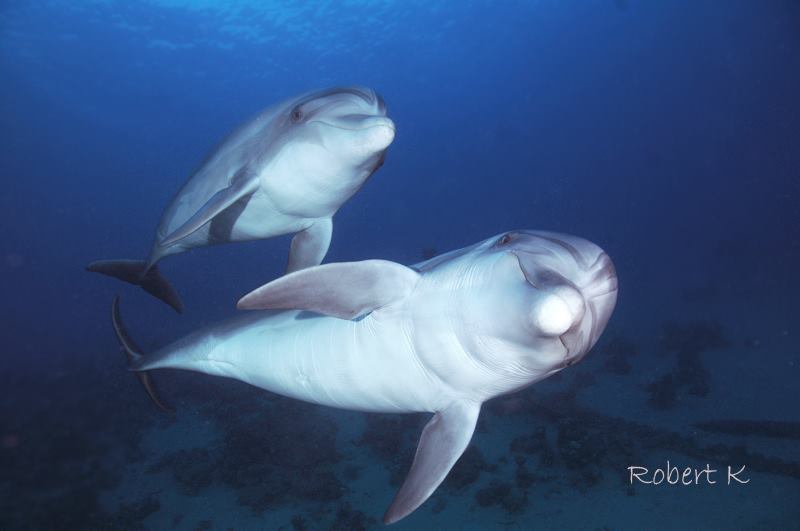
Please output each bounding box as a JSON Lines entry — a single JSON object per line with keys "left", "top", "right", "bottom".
{"left": 237, "top": 259, "right": 420, "bottom": 320}
{"left": 384, "top": 401, "right": 481, "bottom": 524}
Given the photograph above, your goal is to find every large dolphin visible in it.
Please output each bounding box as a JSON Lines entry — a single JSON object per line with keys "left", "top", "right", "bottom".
{"left": 89, "top": 86, "right": 395, "bottom": 313}
{"left": 111, "top": 230, "right": 618, "bottom": 523}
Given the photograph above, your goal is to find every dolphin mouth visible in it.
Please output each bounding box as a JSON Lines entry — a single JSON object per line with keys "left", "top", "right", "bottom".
{"left": 311, "top": 116, "right": 395, "bottom": 132}
{"left": 559, "top": 335, "right": 572, "bottom": 365}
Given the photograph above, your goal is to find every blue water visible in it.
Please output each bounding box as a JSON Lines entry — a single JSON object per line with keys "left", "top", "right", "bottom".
{"left": 2, "top": 1, "right": 799, "bottom": 529}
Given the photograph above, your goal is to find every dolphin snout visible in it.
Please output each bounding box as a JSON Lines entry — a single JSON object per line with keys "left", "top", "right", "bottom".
{"left": 564, "top": 251, "right": 618, "bottom": 362}
{"left": 584, "top": 252, "right": 618, "bottom": 346}
{"left": 362, "top": 118, "right": 396, "bottom": 152}
{"left": 317, "top": 114, "right": 395, "bottom": 132}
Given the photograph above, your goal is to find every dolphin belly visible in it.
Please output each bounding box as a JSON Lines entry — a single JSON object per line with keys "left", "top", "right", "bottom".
{"left": 139, "top": 310, "right": 448, "bottom": 414}
{"left": 229, "top": 313, "right": 448, "bottom": 413}
{"left": 203, "top": 190, "right": 310, "bottom": 245}
{"left": 150, "top": 191, "right": 310, "bottom": 261}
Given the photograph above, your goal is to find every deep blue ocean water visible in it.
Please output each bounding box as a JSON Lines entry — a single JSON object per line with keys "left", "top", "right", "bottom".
{"left": 1, "top": 1, "right": 799, "bottom": 529}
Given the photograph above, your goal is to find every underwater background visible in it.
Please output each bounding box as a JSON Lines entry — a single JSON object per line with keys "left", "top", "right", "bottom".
{"left": 1, "top": 1, "right": 799, "bottom": 529}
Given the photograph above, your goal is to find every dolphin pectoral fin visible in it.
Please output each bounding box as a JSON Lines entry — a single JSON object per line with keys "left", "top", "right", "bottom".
{"left": 161, "top": 170, "right": 259, "bottom": 247}
{"left": 286, "top": 218, "right": 333, "bottom": 274}
{"left": 237, "top": 259, "right": 420, "bottom": 319}
{"left": 384, "top": 401, "right": 481, "bottom": 524}
{"left": 87, "top": 259, "right": 184, "bottom": 313}
{"left": 111, "top": 296, "right": 173, "bottom": 412}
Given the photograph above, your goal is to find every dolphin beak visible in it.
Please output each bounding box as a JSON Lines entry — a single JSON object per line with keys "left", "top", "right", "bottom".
{"left": 358, "top": 115, "right": 395, "bottom": 133}
{"left": 312, "top": 114, "right": 395, "bottom": 156}
{"left": 313, "top": 114, "right": 395, "bottom": 132}
{"left": 563, "top": 252, "right": 618, "bottom": 364}
{"left": 582, "top": 252, "right": 618, "bottom": 347}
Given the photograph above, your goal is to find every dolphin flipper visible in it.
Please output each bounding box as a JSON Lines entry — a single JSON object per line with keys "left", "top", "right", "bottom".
{"left": 384, "top": 401, "right": 481, "bottom": 524}
{"left": 111, "top": 296, "right": 173, "bottom": 412}
{"left": 236, "top": 259, "right": 420, "bottom": 319}
{"left": 161, "top": 170, "right": 259, "bottom": 247}
{"left": 286, "top": 217, "right": 333, "bottom": 273}
{"left": 87, "top": 259, "right": 184, "bottom": 313}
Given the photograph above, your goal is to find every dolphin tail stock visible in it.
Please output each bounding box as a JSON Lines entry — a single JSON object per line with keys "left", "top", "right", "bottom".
{"left": 111, "top": 295, "right": 174, "bottom": 412}
{"left": 87, "top": 259, "right": 184, "bottom": 314}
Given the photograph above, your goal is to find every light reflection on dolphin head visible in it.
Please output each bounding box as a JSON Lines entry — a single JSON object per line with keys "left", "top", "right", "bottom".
{"left": 284, "top": 86, "right": 395, "bottom": 171}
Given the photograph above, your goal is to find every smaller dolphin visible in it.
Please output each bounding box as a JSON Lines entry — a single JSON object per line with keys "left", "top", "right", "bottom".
{"left": 89, "top": 86, "right": 395, "bottom": 312}
{"left": 110, "top": 230, "right": 618, "bottom": 523}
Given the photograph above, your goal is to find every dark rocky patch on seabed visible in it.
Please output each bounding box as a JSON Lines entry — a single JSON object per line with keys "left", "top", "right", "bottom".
{"left": 151, "top": 396, "right": 345, "bottom": 513}
{"left": 646, "top": 320, "right": 729, "bottom": 409}
{"left": 602, "top": 335, "right": 639, "bottom": 375}
{"left": 356, "top": 412, "right": 426, "bottom": 486}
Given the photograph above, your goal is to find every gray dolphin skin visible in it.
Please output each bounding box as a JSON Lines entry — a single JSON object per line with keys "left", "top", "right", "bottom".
{"left": 89, "top": 86, "right": 395, "bottom": 312}
{"left": 111, "top": 230, "right": 618, "bottom": 524}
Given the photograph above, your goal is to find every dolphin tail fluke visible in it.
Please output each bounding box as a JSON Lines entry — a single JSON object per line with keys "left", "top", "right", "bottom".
{"left": 87, "top": 259, "right": 184, "bottom": 314}
{"left": 111, "top": 296, "right": 174, "bottom": 412}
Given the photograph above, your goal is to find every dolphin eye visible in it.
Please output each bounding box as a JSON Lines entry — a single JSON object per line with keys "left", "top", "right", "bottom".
{"left": 290, "top": 108, "right": 303, "bottom": 123}
{"left": 498, "top": 233, "right": 513, "bottom": 246}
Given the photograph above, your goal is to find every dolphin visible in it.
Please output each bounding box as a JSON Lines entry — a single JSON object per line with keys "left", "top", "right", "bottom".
{"left": 110, "top": 230, "right": 618, "bottom": 523}
{"left": 89, "top": 86, "right": 395, "bottom": 313}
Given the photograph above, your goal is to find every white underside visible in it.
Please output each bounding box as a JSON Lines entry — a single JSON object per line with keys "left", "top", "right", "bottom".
{"left": 148, "top": 308, "right": 451, "bottom": 414}
{"left": 164, "top": 189, "right": 313, "bottom": 254}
